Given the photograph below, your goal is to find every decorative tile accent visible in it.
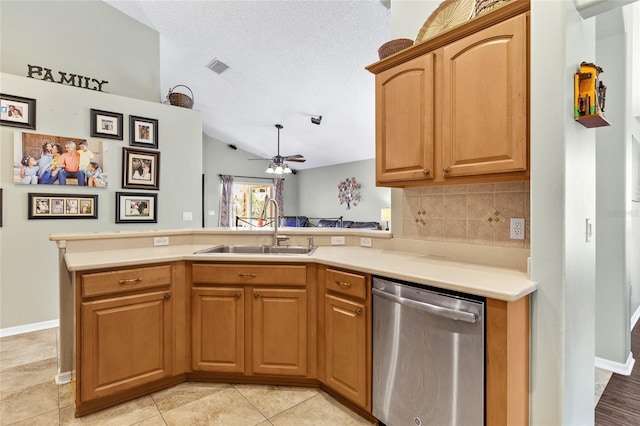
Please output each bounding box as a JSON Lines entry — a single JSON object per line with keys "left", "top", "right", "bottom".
{"left": 484, "top": 208, "right": 507, "bottom": 227}
{"left": 402, "top": 181, "right": 530, "bottom": 248}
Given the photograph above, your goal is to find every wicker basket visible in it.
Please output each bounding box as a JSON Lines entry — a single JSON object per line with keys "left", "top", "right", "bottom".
{"left": 167, "top": 85, "right": 194, "bottom": 109}
{"left": 473, "top": 0, "right": 512, "bottom": 17}
{"left": 378, "top": 39, "right": 414, "bottom": 60}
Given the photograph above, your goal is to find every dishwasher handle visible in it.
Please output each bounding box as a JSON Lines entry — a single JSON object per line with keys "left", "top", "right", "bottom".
{"left": 372, "top": 287, "right": 478, "bottom": 323}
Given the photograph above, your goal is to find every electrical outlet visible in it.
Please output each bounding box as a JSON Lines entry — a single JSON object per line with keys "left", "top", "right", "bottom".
{"left": 360, "top": 237, "right": 372, "bottom": 247}
{"left": 182, "top": 211, "right": 193, "bottom": 221}
{"left": 510, "top": 218, "right": 525, "bottom": 240}
{"left": 331, "top": 236, "right": 346, "bottom": 245}
{"left": 154, "top": 236, "right": 169, "bottom": 246}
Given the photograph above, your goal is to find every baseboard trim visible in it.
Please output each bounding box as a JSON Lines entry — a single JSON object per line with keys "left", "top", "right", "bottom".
{"left": 631, "top": 304, "right": 640, "bottom": 330}
{"left": 595, "top": 352, "right": 635, "bottom": 376}
{"left": 0, "top": 319, "right": 59, "bottom": 338}
{"left": 56, "top": 371, "right": 72, "bottom": 385}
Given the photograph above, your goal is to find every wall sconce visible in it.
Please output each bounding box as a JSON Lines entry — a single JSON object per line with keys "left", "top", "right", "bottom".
{"left": 380, "top": 208, "right": 391, "bottom": 231}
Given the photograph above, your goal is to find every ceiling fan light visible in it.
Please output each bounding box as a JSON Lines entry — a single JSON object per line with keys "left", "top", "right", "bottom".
{"left": 266, "top": 166, "right": 275, "bottom": 174}
{"left": 283, "top": 165, "right": 292, "bottom": 174}
{"left": 274, "top": 165, "right": 284, "bottom": 174}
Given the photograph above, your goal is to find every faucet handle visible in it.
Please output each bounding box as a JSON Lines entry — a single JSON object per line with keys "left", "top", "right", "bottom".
{"left": 307, "top": 236, "right": 314, "bottom": 247}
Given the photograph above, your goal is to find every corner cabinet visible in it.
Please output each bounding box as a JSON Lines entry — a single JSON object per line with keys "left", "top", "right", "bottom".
{"left": 191, "top": 263, "right": 314, "bottom": 378}
{"left": 368, "top": 3, "right": 530, "bottom": 187}
{"left": 76, "top": 265, "right": 175, "bottom": 409}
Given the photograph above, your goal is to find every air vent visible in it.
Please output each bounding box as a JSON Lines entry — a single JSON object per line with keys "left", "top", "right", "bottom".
{"left": 206, "top": 58, "right": 229, "bottom": 74}
{"left": 379, "top": 0, "right": 391, "bottom": 10}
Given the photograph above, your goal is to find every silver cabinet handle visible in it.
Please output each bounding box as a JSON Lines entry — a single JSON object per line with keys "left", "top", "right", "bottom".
{"left": 235, "top": 292, "right": 242, "bottom": 298}
{"left": 355, "top": 308, "right": 363, "bottom": 316}
{"left": 443, "top": 166, "right": 451, "bottom": 173}
{"left": 164, "top": 293, "right": 171, "bottom": 301}
{"left": 118, "top": 277, "right": 142, "bottom": 285}
{"left": 253, "top": 292, "right": 260, "bottom": 298}
{"left": 372, "top": 288, "right": 477, "bottom": 323}
{"left": 237, "top": 273, "right": 256, "bottom": 278}
{"left": 423, "top": 168, "right": 430, "bottom": 175}
{"left": 336, "top": 281, "right": 351, "bottom": 288}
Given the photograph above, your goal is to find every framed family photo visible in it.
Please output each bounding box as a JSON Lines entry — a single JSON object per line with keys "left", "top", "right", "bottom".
{"left": 116, "top": 192, "right": 157, "bottom": 223}
{"left": 1, "top": 93, "right": 36, "bottom": 129}
{"left": 14, "top": 132, "right": 107, "bottom": 187}
{"left": 28, "top": 193, "right": 98, "bottom": 219}
{"left": 122, "top": 147, "right": 160, "bottom": 190}
{"left": 90, "top": 109, "right": 123, "bottom": 140}
{"left": 130, "top": 115, "right": 158, "bottom": 148}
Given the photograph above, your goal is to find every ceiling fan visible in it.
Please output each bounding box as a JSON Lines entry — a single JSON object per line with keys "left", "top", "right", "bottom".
{"left": 252, "top": 124, "right": 306, "bottom": 175}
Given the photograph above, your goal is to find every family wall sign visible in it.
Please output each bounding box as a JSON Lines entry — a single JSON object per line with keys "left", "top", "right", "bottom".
{"left": 26, "top": 64, "right": 109, "bottom": 92}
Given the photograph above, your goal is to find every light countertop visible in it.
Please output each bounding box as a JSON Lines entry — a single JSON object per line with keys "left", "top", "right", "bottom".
{"left": 63, "top": 243, "right": 535, "bottom": 302}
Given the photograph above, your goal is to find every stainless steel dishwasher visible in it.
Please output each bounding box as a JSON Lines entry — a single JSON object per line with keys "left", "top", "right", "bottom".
{"left": 372, "top": 277, "right": 485, "bottom": 426}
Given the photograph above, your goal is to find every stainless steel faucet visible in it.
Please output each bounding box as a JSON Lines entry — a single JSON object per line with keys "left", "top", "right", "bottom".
{"left": 267, "top": 199, "right": 289, "bottom": 246}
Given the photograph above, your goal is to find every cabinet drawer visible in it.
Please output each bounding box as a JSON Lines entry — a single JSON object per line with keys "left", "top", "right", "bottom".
{"left": 192, "top": 264, "right": 306, "bottom": 286}
{"left": 82, "top": 265, "right": 172, "bottom": 298}
{"left": 325, "top": 268, "right": 367, "bottom": 300}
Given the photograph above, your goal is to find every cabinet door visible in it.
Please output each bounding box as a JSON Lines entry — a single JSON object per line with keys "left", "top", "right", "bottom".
{"left": 442, "top": 14, "right": 527, "bottom": 177}
{"left": 80, "top": 290, "right": 173, "bottom": 401}
{"left": 376, "top": 53, "right": 435, "bottom": 184}
{"left": 324, "top": 294, "right": 368, "bottom": 409}
{"left": 192, "top": 287, "right": 245, "bottom": 373}
{"left": 251, "top": 288, "right": 307, "bottom": 376}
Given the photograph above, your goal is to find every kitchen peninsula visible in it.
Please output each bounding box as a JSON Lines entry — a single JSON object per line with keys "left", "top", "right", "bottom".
{"left": 51, "top": 228, "right": 535, "bottom": 424}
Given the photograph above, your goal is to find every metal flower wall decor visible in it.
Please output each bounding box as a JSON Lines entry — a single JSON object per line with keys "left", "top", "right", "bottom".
{"left": 337, "top": 177, "right": 361, "bottom": 209}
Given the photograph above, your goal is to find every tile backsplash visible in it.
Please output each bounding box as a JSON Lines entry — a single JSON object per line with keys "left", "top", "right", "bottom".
{"left": 402, "top": 181, "right": 530, "bottom": 248}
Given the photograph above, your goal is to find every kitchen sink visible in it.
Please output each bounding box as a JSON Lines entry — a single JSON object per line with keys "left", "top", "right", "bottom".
{"left": 194, "top": 245, "right": 317, "bottom": 255}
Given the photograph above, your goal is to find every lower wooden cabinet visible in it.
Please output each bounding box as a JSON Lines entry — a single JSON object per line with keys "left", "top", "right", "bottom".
{"left": 192, "top": 287, "right": 245, "bottom": 373}
{"left": 78, "top": 265, "right": 174, "bottom": 403}
{"left": 324, "top": 294, "right": 368, "bottom": 407}
{"left": 191, "top": 263, "right": 311, "bottom": 378}
{"left": 252, "top": 287, "right": 307, "bottom": 376}
{"left": 322, "top": 267, "right": 371, "bottom": 410}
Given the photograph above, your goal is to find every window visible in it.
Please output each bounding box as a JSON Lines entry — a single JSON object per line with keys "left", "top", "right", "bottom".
{"left": 232, "top": 182, "right": 274, "bottom": 228}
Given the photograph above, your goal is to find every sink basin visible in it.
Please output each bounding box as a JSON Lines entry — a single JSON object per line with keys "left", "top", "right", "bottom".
{"left": 194, "top": 245, "right": 317, "bottom": 255}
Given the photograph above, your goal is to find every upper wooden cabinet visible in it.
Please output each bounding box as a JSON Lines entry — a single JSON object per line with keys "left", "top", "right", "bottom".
{"left": 376, "top": 53, "right": 435, "bottom": 183}
{"left": 441, "top": 14, "right": 527, "bottom": 177}
{"left": 368, "top": 4, "right": 529, "bottom": 187}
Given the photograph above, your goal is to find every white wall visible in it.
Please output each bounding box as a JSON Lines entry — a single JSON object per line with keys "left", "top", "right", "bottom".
{"left": 0, "top": 0, "right": 160, "bottom": 102}
{"left": 595, "top": 8, "right": 631, "bottom": 364}
{"left": 627, "top": 3, "right": 640, "bottom": 326}
{"left": 0, "top": 73, "right": 202, "bottom": 329}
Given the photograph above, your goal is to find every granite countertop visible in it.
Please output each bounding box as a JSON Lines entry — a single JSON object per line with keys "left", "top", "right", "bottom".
{"left": 63, "top": 244, "right": 535, "bottom": 302}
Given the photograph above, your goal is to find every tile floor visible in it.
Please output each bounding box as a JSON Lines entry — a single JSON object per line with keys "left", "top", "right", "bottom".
{"left": 0, "top": 328, "right": 375, "bottom": 426}
{"left": 594, "top": 367, "right": 613, "bottom": 407}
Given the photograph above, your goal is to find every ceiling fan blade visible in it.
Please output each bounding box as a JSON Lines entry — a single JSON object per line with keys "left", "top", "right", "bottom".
{"left": 247, "top": 158, "right": 270, "bottom": 161}
{"left": 284, "top": 154, "right": 304, "bottom": 159}
{"left": 287, "top": 158, "right": 306, "bottom": 163}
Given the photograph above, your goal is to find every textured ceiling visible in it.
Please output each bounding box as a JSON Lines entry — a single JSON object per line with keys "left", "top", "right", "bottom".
{"left": 104, "top": 0, "right": 392, "bottom": 170}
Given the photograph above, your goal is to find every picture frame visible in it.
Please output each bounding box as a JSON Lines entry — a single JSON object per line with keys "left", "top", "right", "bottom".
{"left": 0, "top": 93, "right": 36, "bottom": 129}
{"left": 14, "top": 132, "right": 108, "bottom": 187}
{"left": 122, "top": 147, "right": 160, "bottom": 190}
{"left": 129, "top": 115, "right": 158, "bottom": 148}
{"left": 115, "top": 192, "right": 158, "bottom": 223}
{"left": 28, "top": 193, "right": 98, "bottom": 219}
{"left": 90, "top": 109, "right": 123, "bottom": 140}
